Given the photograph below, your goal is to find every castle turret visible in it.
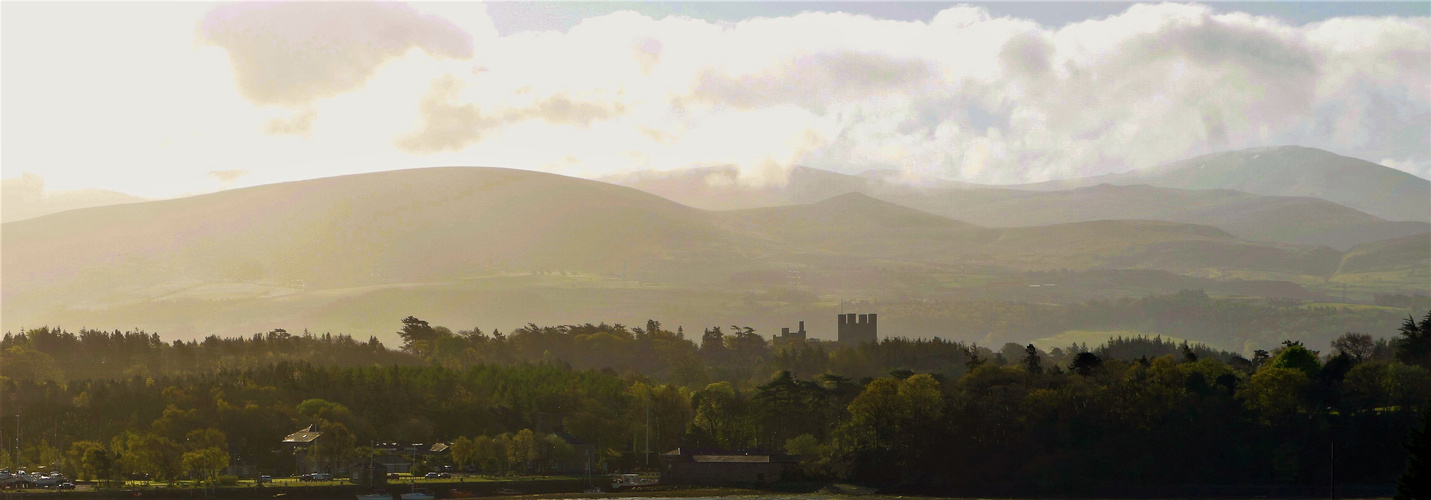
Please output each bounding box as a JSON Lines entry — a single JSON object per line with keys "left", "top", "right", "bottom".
{"left": 837, "top": 312, "right": 878, "bottom": 345}
{"left": 776, "top": 320, "right": 808, "bottom": 341}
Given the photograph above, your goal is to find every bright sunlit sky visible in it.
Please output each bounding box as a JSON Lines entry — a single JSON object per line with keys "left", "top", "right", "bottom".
{"left": 2, "top": 1, "right": 1429, "bottom": 199}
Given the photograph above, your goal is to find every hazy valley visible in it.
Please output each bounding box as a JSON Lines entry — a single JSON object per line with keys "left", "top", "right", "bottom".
{"left": 4, "top": 146, "right": 1427, "bottom": 353}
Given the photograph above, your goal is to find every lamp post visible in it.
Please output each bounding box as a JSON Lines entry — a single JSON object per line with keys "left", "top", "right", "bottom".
{"left": 1326, "top": 406, "right": 1335, "bottom": 500}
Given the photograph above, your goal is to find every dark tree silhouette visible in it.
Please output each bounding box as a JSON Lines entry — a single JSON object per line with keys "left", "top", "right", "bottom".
{"left": 1071, "top": 352, "right": 1102, "bottom": 376}
{"left": 1023, "top": 344, "right": 1043, "bottom": 374}
{"left": 1181, "top": 341, "right": 1199, "bottom": 363}
{"left": 1396, "top": 312, "right": 1431, "bottom": 368}
{"left": 397, "top": 316, "right": 439, "bottom": 354}
{"left": 1332, "top": 332, "right": 1377, "bottom": 362}
{"left": 1396, "top": 404, "right": 1431, "bottom": 500}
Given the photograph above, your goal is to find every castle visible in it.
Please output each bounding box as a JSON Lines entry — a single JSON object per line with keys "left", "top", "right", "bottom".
{"left": 837, "top": 313, "right": 877, "bottom": 345}
{"left": 775, "top": 314, "right": 877, "bottom": 345}
{"left": 775, "top": 321, "right": 807, "bottom": 341}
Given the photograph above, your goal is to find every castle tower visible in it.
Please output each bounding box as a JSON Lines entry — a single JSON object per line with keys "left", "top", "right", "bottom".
{"left": 776, "top": 320, "right": 807, "bottom": 341}
{"left": 837, "top": 313, "right": 877, "bottom": 345}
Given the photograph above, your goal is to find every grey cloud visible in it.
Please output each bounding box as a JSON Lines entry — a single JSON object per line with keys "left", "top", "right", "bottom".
{"left": 531, "top": 96, "right": 625, "bottom": 127}
{"left": 691, "top": 51, "right": 935, "bottom": 113}
{"left": 999, "top": 31, "right": 1053, "bottom": 79}
{"left": 1114, "top": 17, "right": 1320, "bottom": 107}
{"left": 790, "top": 9, "right": 1424, "bottom": 185}
{"left": 201, "top": 2, "right": 473, "bottom": 107}
{"left": 396, "top": 76, "right": 498, "bottom": 153}
{"left": 397, "top": 76, "right": 625, "bottom": 154}
{"left": 1303, "top": 84, "right": 1431, "bottom": 163}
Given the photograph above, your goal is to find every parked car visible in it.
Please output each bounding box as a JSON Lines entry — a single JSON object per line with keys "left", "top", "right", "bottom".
{"left": 258, "top": 475, "right": 272, "bottom": 484}
{"left": 33, "top": 473, "right": 65, "bottom": 487}
{"left": 57, "top": 482, "right": 76, "bottom": 490}
{"left": 423, "top": 472, "right": 439, "bottom": 479}
{"left": 386, "top": 473, "right": 400, "bottom": 479}
{"left": 313, "top": 473, "right": 333, "bottom": 481}
{"left": 437, "top": 473, "right": 450, "bottom": 479}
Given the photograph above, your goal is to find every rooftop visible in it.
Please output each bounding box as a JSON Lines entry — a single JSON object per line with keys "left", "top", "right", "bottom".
{"left": 282, "top": 424, "right": 322, "bottom": 443}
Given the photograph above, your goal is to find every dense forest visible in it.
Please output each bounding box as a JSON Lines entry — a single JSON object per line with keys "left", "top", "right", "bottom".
{"left": 1, "top": 305, "right": 1429, "bottom": 494}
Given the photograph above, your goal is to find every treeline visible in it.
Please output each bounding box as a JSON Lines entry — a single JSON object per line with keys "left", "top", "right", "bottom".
{"left": 4, "top": 289, "right": 1416, "bottom": 385}
{"left": 884, "top": 289, "right": 1416, "bottom": 351}
{"left": 0, "top": 328, "right": 420, "bottom": 382}
{"left": 2, "top": 312, "right": 1429, "bottom": 493}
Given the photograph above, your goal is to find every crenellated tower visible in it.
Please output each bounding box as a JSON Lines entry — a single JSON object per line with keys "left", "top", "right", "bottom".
{"left": 837, "top": 313, "right": 877, "bottom": 345}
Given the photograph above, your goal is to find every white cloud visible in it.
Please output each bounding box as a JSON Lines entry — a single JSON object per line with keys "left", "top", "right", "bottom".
{"left": 1, "top": 2, "right": 1427, "bottom": 197}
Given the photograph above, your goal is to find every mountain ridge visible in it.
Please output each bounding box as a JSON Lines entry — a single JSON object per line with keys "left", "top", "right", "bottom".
{"left": 609, "top": 147, "right": 1429, "bottom": 250}
{"left": 1011, "top": 146, "right": 1430, "bottom": 222}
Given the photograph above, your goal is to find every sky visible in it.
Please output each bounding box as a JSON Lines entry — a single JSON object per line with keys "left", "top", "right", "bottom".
{"left": 2, "top": 1, "right": 1429, "bottom": 199}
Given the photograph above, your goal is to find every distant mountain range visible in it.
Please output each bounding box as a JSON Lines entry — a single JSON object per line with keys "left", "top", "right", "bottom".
{"left": 611, "top": 146, "right": 1430, "bottom": 250}
{"left": 2, "top": 146, "right": 1427, "bottom": 341}
{"left": 1012, "top": 146, "right": 1430, "bottom": 223}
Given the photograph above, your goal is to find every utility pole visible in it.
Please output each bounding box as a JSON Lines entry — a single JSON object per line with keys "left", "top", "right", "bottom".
{"left": 643, "top": 394, "right": 650, "bottom": 468}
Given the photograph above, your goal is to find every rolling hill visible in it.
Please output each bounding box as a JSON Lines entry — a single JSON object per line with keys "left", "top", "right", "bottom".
{"left": 1015, "top": 146, "right": 1431, "bottom": 222}
{"left": 2, "top": 167, "right": 744, "bottom": 304}
{"left": 1337, "top": 232, "right": 1431, "bottom": 276}
{"left": 710, "top": 193, "right": 1344, "bottom": 277}
{"left": 713, "top": 192, "right": 977, "bottom": 258}
{"left": 3, "top": 167, "right": 1425, "bottom": 341}
{"left": 611, "top": 160, "right": 1426, "bottom": 250}
{"left": 888, "top": 184, "right": 1428, "bottom": 251}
